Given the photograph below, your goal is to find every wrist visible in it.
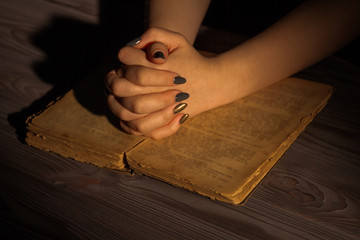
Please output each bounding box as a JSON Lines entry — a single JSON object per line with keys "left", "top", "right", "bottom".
{"left": 213, "top": 52, "right": 251, "bottom": 101}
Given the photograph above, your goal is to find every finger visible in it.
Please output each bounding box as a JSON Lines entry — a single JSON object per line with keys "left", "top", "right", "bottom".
{"left": 120, "top": 65, "right": 185, "bottom": 87}
{"left": 146, "top": 113, "right": 189, "bottom": 140}
{"left": 120, "top": 112, "right": 190, "bottom": 139}
{"left": 106, "top": 67, "right": 185, "bottom": 97}
{"left": 126, "top": 103, "right": 181, "bottom": 134}
{"left": 135, "top": 27, "right": 186, "bottom": 52}
{"left": 147, "top": 42, "right": 168, "bottom": 64}
{"left": 105, "top": 69, "right": 142, "bottom": 96}
{"left": 120, "top": 90, "right": 189, "bottom": 114}
{"left": 120, "top": 120, "right": 143, "bottom": 136}
{"left": 105, "top": 69, "right": 118, "bottom": 94}
{"left": 107, "top": 94, "right": 146, "bottom": 121}
{"left": 118, "top": 46, "right": 151, "bottom": 66}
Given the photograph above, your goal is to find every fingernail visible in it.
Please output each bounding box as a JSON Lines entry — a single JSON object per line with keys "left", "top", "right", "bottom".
{"left": 179, "top": 114, "right": 189, "bottom": 124}
{"left": 153, "top": 51, "right": 165, "bottom": 59}
{"left": 174, "top": 76, "right": 186, "bottom": 85}
{"left": 175, "top": 92, "right": 189, "bottom": 102}
{"left": 173, "top": 103, "right": 187, "bottom": 114}
{"left": 126, "top": 37, "right": 141, "bottom": 46}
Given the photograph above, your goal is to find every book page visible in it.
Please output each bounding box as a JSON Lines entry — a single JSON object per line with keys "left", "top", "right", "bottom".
{"left": 126, "top": 78, "right": 333, "bottom": 204}
{"left": 27, "top": 87, "right": 143, "bottom": 170}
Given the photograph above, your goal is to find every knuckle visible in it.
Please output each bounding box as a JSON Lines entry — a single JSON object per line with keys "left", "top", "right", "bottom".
{"left": 105, "top": 70, "right": 115, "bottom": 80}
{"left": 149, "top": 132, "right": 163, "bottom": 140}
{"left": 120, "top": 121, "right": 130, "bottom": 133}
{"left": 111, "top": 79, "right": 126, "bottom": 95}
{"left": 118, "top": 108, "right": 132, "bottom": 121}
{"left": 175, "top": 32, "right": 186, "bottom": 41}
{"left": 137, "top": 68, "right": 148, "bottom": 86}
{"left": 169, "top": 123, "right": 178, "bottom": 133}
{"left": 133, "top": 121, "right": 147, "bottom": 133}
{"left": 131, "top": 100, "right": 146, "bottom": 114}
{"left": 117, "top": 47, "right": 129, "bottom": 62}
{"left": 147, "top": 27, "right": 158, "bottom": 36}
{"left": 126, "top": 126, "right": 138, "bottom": 136}
{"left": 105, "top": 71, "right": 116, "bottom": 89}
{"left": 107, "top": 95, "right": 118, "bottom": 113}
{"left": 132, "top": 67, "right": 146, "bottom": 86}
{"left": 107, "top": 96, "right": 132, "bottom": 121}
{"left": 112, "top": 79, "right": 138, "bottom": 97}
{"left": 117, "top": 48, "right": 125, "bottom": 61}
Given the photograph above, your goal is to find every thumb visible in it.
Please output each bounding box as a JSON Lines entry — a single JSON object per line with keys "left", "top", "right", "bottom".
{"left": 135, "top": 27, "right": 185, "bottom": 52}
{"left": 147, "top": 42, "right": 169, "bottom": 64}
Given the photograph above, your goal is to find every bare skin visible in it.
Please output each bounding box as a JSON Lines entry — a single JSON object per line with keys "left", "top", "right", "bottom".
{"left": 105, "top": 0, "right": 360, "bottom": 139}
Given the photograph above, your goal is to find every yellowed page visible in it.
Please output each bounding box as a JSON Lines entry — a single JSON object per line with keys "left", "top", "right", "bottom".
{"left": 126, "top": 78, "right": 333, "bottom": 204}
{"left": 26, "top": 89, "right": 143, "bottom": 170}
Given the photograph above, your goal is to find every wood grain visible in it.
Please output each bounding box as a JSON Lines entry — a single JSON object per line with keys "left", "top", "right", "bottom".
{"left": 1, "top": 0, "right": 359, "bottom": 239}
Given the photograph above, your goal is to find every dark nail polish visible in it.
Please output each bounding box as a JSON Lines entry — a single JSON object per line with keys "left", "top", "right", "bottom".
{"left": 179, "top": 114, "right": 189, "bottom": 124}
{"left": 173, "top": 103, "right": 188, "bottom": 114}
{"left": 175, "top": 92, "right": 189, "bottom": 102}
{"left": 153, "top": 51, "right": 165, "bottom": 59}
{"left": 126, "top": 37, "right": 141, "bottom": 46}
{"left": 174, "top": 76, "right": 186, "bottom": 85}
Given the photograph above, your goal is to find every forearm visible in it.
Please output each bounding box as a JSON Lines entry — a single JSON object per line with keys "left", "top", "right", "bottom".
{"left": 148, "top": 0, "right": 210, "bottom": 44}
{"left": 217, "top": 0, "right": 360, "bottom": 99}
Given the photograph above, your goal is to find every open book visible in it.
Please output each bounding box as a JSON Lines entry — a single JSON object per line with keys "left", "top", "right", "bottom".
{"left": 26, "top": 76, "right": 333, "bottom": 204}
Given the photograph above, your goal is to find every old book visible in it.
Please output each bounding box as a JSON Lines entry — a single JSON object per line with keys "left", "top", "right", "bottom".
{"left": 26, "top": 76, "right": 333, "bottom": 204}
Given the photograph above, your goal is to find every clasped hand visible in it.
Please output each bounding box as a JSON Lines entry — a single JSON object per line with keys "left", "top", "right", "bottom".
{"left": 105, "top": 27, "right": 227, "bottom": 139}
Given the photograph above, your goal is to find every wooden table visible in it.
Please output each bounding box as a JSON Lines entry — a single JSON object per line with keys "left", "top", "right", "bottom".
{"left": 1, "top": 0, "right": 359, "bottom": 239}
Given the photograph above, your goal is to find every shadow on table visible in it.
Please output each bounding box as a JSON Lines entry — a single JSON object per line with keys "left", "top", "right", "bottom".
{"left": 8, "top": 0, "right": 145, "bottom": 143}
